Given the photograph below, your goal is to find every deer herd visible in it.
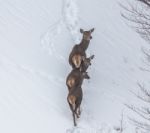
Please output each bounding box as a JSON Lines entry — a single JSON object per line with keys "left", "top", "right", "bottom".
{"left": 66, "top": 28, "right": 95, "bottom": 126}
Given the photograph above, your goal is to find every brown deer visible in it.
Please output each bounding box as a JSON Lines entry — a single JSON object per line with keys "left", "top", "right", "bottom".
{"left": 66, "top": 68, "right": 89, "bottom": 91}
{"left": 66, "top": 55, "right": 94, "bottom": 91}
{"left": 67, "top": 86, "right": 83, "bottom": 126}
{"left": 66, "top": 55, "right": 94, "bottom": 126}
{"left": 69, "top": 28, "right": 94, "bottom": 69}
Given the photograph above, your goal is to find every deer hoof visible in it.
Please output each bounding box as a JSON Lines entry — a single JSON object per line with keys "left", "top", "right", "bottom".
{"left": 74, "top": 123, "right": 77, "bottom": 126}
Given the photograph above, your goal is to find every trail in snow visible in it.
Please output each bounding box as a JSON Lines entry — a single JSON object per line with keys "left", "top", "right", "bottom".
{"left": 0, "top": 53, "right": 67, "bottom": 121}
{"left": 41, "top": 19, "right": 66, "bottom": 64}
{"left": 0, "top": 53, "right": 64, "bottom": 87}
{"left": 41, "top": 0, "right": 80, "bottom": 65}
{"left": 41, "top": 0, "right": 108, "bottom": 131}
{"left": 65, "top": 123, "right": 117, "bottom": 133}
{"left": 0, "top": 0, "right": 148, "bottom": 132}
{"left": 41, "top": 0, "right": 125, "bottom": 132}
{"left": 62, "top": 0, "right": 80, "bottom": 43}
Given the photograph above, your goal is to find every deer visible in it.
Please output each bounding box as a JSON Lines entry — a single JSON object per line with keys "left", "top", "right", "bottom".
{"left": 66, "top": 55, "right": 94, "bottom": 126}
{"left": 66, "top": 68, "right": 89, "bottom": 91}
{"left": 67, "top": 86, "right": 83, "bottom": 126}
{"left": 66, "top": 55, "right": 94, "bottom": 91}
{"left": 69, "top": 28, "right": 94, "bottom": 69}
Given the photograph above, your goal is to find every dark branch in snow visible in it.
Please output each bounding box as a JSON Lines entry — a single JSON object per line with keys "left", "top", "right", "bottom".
{"left": 129, "top": 117, "right": 150, "bottom": 131}
{"left": 114, "top": 111, "right": 125, "bottom": 133}
{"left": 126, "top": 82, "right": 150, "bottom": 132}
{"left": 137, "top": 0, "right": 150, "bottom": 7}
{"left": 120, "top": 0, "right": 150, "bottom": 43}
{"left": 141, "top": 48, "right": 150, "bottom": 63}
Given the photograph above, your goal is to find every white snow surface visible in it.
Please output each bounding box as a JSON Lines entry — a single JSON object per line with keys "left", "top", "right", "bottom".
{"left": 0, "top": 0, "right": 150, "bottom": 133}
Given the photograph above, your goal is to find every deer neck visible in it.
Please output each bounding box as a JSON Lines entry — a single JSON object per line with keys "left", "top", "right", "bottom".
{"left": 79, "top": 39, "right": 90, "bottom": 51}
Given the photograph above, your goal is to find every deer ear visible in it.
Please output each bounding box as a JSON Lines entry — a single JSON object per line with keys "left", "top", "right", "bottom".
{"left": 90, "top": 55, "right": 95, "bottom": 60}
{"left": 90, "top": 28, "right": 94, "bottom": 33}
{"left": 82, "top": 72, "right": 89, "bottom": 79}
{"left": 80, "top": 29, "right": 84, "bottom": 33}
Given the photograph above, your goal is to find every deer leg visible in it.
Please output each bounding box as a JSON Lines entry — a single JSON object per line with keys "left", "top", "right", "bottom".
{"left": 76, "top": 106, "right": 81, "bottom": 118}
{"left": 69, "top": 103, "right": 77, "bottom": 126}
{"left": 74, "top": 103, "right": 81, "bottom": 119}
{"left": 78, "top": 106, "right": 81, "bottom": 116}
{"left": 76, "top": 110, "right": 80, "bottom": 118}
{"left": 74, "top": 109, "right": 80, "bottom": 118}
{"left": 73, "top": 111, "right": 77, "bottom": 126}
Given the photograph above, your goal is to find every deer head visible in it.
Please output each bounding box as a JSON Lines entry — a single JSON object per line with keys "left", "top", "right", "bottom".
{"left": 83, "top": 58, "right": 92, "bottom": 67}
{"left": 81, "top": 55, "right": 94, "bottom": 72}
{"left": 82, "top": 72, "right": 90, "bottom": 79}
{"left": 80, "top": 28, "right": 94, "bottom": 41}
{"left": 84, "top": 55, "right": 95, "bottom": 66}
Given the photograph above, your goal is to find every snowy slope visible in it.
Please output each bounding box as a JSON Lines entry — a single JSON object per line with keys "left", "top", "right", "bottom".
{"left": 0, "top": 0, "right": 149, "bottom": 133}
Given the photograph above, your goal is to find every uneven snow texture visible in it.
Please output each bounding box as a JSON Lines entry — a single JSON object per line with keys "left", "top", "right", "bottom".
{"left": 0, "top": 0, "right": 150, "bottom": 133}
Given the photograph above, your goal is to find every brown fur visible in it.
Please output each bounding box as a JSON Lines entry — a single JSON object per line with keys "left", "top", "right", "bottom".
{"left": 67, "top": 28, "right": 94, "bottom": 126}
{"left": 67, "top": 86, "right": 83, "bottom": 126}
{"left": 66, "top": 55, "right": 94, "bottom": 126}
{"left": 80, "top": 55, "right": 94, "bottom": 73}
{"left": 67, "top": 77, "right": 75, "bottom": 89}
{"left": 69, "top": 28, "right": 94, "bottom": 69}
{"left": 66, "top": 68, "right": 89, "bottom": 91}
{"left": 72, "top": 54, "right": 82, "bottom": 68}
{"left": 66, "top": 55, "right": 94, "bottom": 91}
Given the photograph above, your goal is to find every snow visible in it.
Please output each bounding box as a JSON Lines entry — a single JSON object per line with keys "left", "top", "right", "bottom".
{"left": 0, "top": 0, "right": 150, "bottom": 132}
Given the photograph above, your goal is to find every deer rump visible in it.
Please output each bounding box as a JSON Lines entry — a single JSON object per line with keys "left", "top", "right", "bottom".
{"left": 66, "top": 69, "right": 86, "bottom": 91}
{"left": 67, "top": 55, "right": 94, "bottom": 91}
{"left": 69, "top": 28, "right": 94, "bottom": 69}
{"left": 69, "top": 45, "right": 86, "bottom": 69}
